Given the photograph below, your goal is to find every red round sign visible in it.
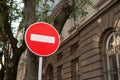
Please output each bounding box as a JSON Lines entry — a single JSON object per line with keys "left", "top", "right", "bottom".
{"left": 25, "top": 22, "right": 60, "bottom": 56}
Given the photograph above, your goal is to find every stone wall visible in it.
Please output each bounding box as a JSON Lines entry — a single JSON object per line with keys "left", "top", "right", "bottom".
{"left": 43, "top": 0, "right": 120, "bottom": 80}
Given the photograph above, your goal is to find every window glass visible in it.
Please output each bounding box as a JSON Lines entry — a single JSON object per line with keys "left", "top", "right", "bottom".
{"left": 57, "top": 65, "right": 63, "bottom": 80}
{"left": 72, "top": 58, "right": 79, "bottom": 80}
{"left": 71, "top": 42, "right": 79, "bottom": 54}
{"left": 105, "top": 32, "right": 120, "bottom": 80}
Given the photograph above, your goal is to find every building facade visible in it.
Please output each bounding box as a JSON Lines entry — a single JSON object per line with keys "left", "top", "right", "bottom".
{"left": 43, "top": 0, "right": 120, "bottom": 80}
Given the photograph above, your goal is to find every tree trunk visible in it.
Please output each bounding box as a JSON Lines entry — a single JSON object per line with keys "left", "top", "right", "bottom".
{"left": 5, "top": 49, "right": 22, "bottom": 80}
{"left": 25, "top": 51, "right": 39, "bottom": 80}
{"left": 24, "top": 0, "right": 39, "bottom": 80}
{"left": 1, "top": 2, "right": 20, "bottom": 80}
{"left": 6, "top": 63, "right": 18, "bottom": 80}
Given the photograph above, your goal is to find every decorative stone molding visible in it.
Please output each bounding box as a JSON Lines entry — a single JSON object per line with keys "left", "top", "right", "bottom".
{"left": 68, "top": 25, "right": 76, "bottom": 33}
{"left": 50, "top": 0, "right": 73, "bottom": 18}
{"left": 68, "top": 23, "right": 79, "bottom": 34}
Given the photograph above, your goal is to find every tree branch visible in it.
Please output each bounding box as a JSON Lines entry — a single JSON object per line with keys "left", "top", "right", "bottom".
{"left": 18, "top": 41, "right": 26, "bottom": 55}
{"left": 1, "top": 3, "right": 18, "bottom": 51}
{"left": 24, "top": 0, "right": 36, "bottom": 27}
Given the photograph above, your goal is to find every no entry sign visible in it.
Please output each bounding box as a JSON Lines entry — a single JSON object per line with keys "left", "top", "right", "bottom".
{"left": 25, "top": 22, "right": 60, "bottom": 56}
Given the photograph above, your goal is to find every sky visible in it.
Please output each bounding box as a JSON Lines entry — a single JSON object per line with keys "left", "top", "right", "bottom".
{"left": 11, "top": 0, "right": 24, "bottom": 35}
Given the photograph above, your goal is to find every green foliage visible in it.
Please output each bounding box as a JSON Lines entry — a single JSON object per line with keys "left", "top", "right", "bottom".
{"left": 50, "top": 0, "right": 55, "bottom": 3}
{"left": 36, "top": 0, "right": 55, "bottom": 22}
{"left": 36, "top": 0, "right": 93, "bottom": 23}
{"left": 71, "top": 0, "right": 93, "bottom": 20}
{"left": 7, "top": 0, "right": 24, "bottom": 32}
{"left": 0, "top": 0, "right": 93, "bottom": 35}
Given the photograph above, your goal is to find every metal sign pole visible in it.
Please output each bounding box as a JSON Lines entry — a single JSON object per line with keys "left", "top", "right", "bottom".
{"left": 38, "top": 57, "right": 43, "bottom": 80}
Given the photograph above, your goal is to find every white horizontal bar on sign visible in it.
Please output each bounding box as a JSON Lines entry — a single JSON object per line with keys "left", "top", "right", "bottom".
{"left": 30, "top": 34, "right": 55, "bottom": 44}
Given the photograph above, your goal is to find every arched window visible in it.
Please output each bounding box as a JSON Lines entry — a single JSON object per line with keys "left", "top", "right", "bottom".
{"left": 46, "top": 64, "right": 53, "bottom": 80}
{"left": 105, "top": 31, "right": 120, "bottom": 80}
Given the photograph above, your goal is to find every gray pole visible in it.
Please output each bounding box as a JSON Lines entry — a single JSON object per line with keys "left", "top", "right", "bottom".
{"left": 38, "top": 57, "right": 43, "bottom": 80}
